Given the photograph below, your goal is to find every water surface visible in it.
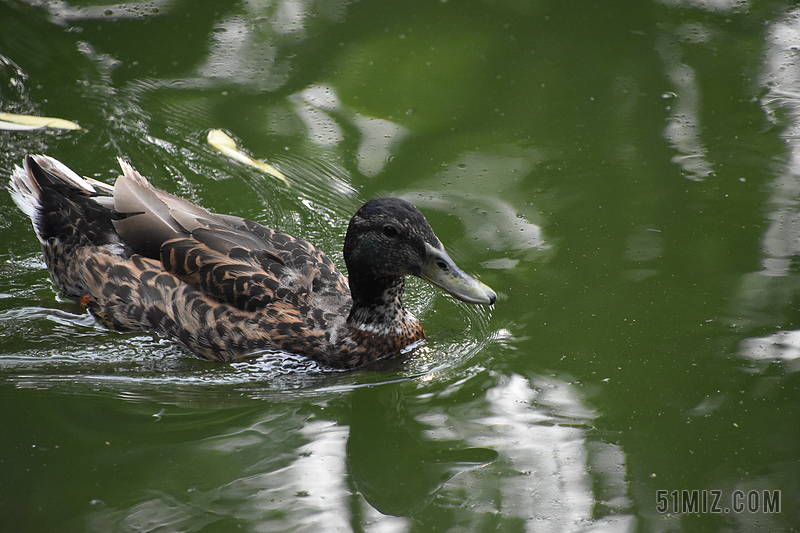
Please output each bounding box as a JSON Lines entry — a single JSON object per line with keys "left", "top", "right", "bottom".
{"left": 1, "top": 1, "right": 798, "bottom": 531}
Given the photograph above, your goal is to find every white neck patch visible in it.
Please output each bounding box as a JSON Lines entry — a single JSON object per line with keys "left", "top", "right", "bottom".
{"left": 353, "top": 322, "right": 403, "bottom": 336}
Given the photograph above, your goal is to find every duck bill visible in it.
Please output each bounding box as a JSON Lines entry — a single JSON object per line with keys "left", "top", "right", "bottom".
{"left": 419, "top": 243, "right": 497, "bottom": 305}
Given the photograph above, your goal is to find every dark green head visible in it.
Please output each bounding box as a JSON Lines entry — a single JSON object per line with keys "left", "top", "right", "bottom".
{"left": 344, "top": 197, "right": 496, "bottom": 306}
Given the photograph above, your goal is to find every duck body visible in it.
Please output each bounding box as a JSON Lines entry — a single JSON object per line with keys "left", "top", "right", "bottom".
{"left": 9, "top": 155, "right": 496, "bottom": 369}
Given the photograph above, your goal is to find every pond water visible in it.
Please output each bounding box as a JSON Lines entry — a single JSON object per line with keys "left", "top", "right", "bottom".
{"left": 1, "top": 1, "right": 798, "bottom": 532}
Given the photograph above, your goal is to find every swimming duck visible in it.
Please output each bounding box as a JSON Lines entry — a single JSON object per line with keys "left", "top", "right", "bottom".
{"left": 9, "top": 155, "right": 496, "bottom": 369}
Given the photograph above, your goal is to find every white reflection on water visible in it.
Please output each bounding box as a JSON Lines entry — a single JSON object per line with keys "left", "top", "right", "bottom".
{"left": 405, "top": 189, "right": 547, "bottom": 255}
{"left": 738, "top": 7, "right": 800, "bottom": 363}
{"left": 396, "top": 146, "right": 551, "bottom": 272}
{"left": 291, "top": 84, "right": 344, "bottom": 146}
{"left": 754, "top": 9, "right": 800, "bottom": 275}
{"left": 481, "top": 374, "right": 597, "bottom": 522}
{"left": 198, "top": 420, "right": 355, "bottom": 530}
{"left": 656, "top": 35, "right": 714, "bottom": 181}
{"left": 291, "top": 84, "right": 410, "bottom": 178}
{"left": 36, "top": 0, "right": 174, "bottom": 24}
{"left": 656, "top": 0, "right": 749, "bottom": 11}
{"left": 80, "top": 372, "right": 633, "bottom": 532}
{"left": 199, "top": 15, "right": 289, "bottom": 92}
{"left": 740, "top": 331, "right": 800, "bottom": 367}
{"left": 447, "top": 373, "right": 634, "bottom": 532}
{"left": 353, "top": 115, "right": 409, "bottom": 178}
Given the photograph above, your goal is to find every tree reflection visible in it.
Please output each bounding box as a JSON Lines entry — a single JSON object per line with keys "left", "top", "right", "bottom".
{"left": 346, "top": 382, "right": 497, "bottom": 516}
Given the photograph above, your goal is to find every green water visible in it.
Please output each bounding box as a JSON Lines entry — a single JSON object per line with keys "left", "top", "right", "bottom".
{"left": 1, "top": 0, "right": 798, "bottom": 531}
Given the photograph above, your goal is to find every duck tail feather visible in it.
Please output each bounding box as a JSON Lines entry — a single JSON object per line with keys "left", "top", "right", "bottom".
{"left": 9, "top": 154, "right": 111, "bottom": 245}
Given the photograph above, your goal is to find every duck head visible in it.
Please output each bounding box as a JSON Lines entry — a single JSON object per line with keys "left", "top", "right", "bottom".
{"left": 343, "top": 197, "right": 496, "bottom": 308}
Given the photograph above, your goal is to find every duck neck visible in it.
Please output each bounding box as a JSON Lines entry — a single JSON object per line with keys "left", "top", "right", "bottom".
{"left": 347, "top": 274, "right": 414, "bottom": 335}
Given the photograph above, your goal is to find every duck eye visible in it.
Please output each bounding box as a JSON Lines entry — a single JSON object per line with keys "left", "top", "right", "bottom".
{"left": 436, "top": 259, "right": 449, "bottom": 271}
{"left": 382, "top": 225, "right": 399, "bottom": 238}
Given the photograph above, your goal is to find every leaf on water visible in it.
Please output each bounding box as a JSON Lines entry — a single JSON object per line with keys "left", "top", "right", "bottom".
{"left": 0, "top": 120, "right": 44, "bottom": 131}
{"left": 207, "top": 129, "right": 289, "bottom": 187}
{"left": 0, "top": 112, "right": 86, "bottom": 131}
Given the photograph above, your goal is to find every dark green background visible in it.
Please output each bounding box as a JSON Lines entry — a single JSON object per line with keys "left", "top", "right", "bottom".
{"left": 1, "top": 0, "right": 798, "bottom": 531}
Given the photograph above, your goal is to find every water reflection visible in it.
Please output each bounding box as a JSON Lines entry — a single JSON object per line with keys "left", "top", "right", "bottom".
{"left": 455, "top": 374, "right": 633, "bottom": 531}
{"left": 405, "top": 189, "right": 547, "bottom": 255}
{"left": 741, "top": 331, "right": 800, "bottom": 367}
{"left": 290, "top": 83, "right": 411, "bottom": 179}
{"left": 754, "top": 8, "right": 800, "bottom": 277}
{"left": 199, "top": 14, "right": 289, "bottom": 92}
{"left": 657, "top": 0, "right": 748, "bottom": 11}
{"left": 401, "top": 145, "right": 551, "bottom": 275}
{"left": 347, "top": 385, "right": 497, "bottom": 516}
{"left": 657, "top": 33, "right": 714, "bottom": 181}
{"left": 37, "top": 0, "right": 171, "bottom": 23}
{"left": 737, "top": 7, "right": 800, "bottom": 362}
{"left": 78, "top": 372, "right": 632, "bottom": 531}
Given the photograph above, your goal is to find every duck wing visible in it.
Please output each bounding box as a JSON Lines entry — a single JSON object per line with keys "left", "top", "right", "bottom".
{"left": 161, "top": 216, "right": 350, "bottom": 314}
{"left": 110, "top": 158, "right": 349, "bottom": 316}
{"left": 111, "top": 158, "right": 221, "bottom": 258}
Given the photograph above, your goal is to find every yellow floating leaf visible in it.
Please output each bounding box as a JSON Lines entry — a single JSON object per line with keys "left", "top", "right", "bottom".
{"left": 207, "top": 129, "right": 289, "bottom": 187}
{"left": 0, "top": 120, "right": 44, "bottom": 131}
{"left": 0, "top": 112, "right": 86, "bottom": 131}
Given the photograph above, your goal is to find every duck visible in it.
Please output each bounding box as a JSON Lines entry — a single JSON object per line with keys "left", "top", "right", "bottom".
{"left": 9, "top": 155, "right": 496, "bottom": 369}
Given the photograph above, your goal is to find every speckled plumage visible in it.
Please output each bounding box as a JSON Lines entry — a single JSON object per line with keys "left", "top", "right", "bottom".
{"left": 10, "top": 155, "right": 496, "bottom": 369}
